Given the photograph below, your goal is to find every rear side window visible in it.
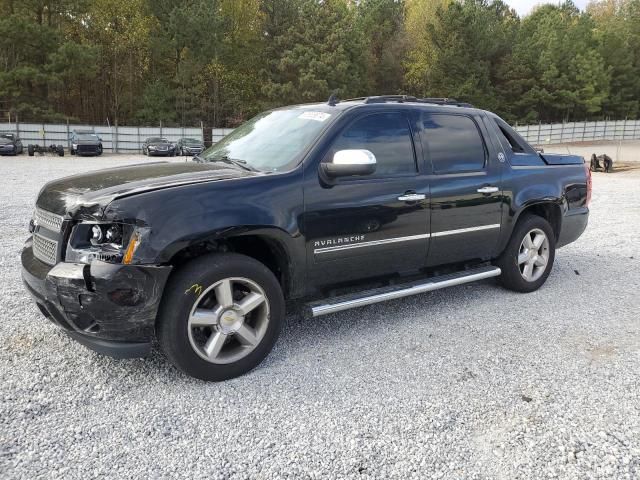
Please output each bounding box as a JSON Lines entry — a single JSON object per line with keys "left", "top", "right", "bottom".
{"left": 492, "top": 117, "right": 532, "bottom": 154}
{"left": 329, "top": 112, "right": 416, "bottom": 177}
{"left": 421, "top": 114, "right": 486, "bottom": 174}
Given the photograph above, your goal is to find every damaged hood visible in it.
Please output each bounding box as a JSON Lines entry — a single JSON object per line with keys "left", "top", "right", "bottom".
{"left": 36, "top": 161, "right": 256, "bottom": 216}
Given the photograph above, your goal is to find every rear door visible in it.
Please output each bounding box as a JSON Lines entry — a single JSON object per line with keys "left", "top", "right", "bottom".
{"left": 420, "top": 112, "right": 504, "bottom": 266}
{"left": 303, "top": 110, "right": 430, "bottom": 288}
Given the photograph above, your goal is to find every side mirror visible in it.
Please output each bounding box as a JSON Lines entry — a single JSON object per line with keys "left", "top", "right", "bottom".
{"left": 321, "top": 149, "right": 377, "bottom": 178}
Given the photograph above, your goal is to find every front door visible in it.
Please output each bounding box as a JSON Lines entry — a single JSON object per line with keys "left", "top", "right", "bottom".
{"left": 420, "top": 112, "right": 504, "bottom": 266}
{"left": 303, "top": 111, "right": 430, "bottom": 288}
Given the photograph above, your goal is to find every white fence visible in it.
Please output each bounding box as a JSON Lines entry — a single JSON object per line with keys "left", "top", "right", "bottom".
{"left": 1, "top": 119, "right": 639, "bottom": 153}
{"left": 514, "top": 120, "right": 640, "bottom": 145}
{"left": 0, "top": 122, "right": 235, "bottom": 153}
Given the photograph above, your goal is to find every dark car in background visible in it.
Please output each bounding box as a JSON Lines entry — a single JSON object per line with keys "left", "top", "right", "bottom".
{"left": 177, "top": 137, "right": 205, "bottom": 156}
{"left": 0, "top": 133, "right": 23, "bottom": 155}
{"left": 142, "top": 137, "right": 176, "bottom": 156}
{"left": 70, "top": 130, "right": 103, "bottom": 156}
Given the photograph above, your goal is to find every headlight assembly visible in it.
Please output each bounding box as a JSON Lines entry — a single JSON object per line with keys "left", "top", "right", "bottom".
{"left": 66, "top": 222, "right": 145, "bottom": 265}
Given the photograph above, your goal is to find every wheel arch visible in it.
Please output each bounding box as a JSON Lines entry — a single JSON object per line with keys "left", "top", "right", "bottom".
{"left": 498, "top": 200, "right": 563, "bottom": 257}
{"left": 165, "top": 228, "right": 298, "bottom": 298}
{"left": 515, "top": 201, "right": 562, "bottom": 241}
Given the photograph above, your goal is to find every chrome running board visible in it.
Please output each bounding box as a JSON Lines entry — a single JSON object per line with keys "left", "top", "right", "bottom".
{"left": 307, "top": 265, "right": 501, "bottom": 317}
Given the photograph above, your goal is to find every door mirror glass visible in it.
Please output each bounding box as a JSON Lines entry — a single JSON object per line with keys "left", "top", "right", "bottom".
{"left": 322, "top": 149, "right": 377, "bottom": 178}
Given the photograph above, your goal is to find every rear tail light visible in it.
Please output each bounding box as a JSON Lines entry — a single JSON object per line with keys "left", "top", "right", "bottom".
{"left": 585, "top": 162, "right": 592, "bottom": 207}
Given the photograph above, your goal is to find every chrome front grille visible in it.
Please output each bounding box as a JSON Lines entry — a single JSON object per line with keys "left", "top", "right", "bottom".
{"left": 33, "top": 234, "right": 58, "bottom": 265}
{"left": 35, "top": 208, "right": 63, "bottom": 232}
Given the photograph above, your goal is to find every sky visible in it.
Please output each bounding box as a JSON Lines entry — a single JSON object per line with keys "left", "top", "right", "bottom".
{"left": 506, "top": 0, "right": 590, "bottom": 16}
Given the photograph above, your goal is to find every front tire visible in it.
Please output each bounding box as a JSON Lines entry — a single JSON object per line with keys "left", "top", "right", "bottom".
{"left": 496, "top": 214, "right": 556, "bottom": 293}
{"left": 157, "top": 253, "right": 284, "bottom": 381}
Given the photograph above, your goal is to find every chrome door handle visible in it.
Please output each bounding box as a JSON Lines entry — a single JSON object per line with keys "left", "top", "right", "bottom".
{"left": 477, "top": 186, "right": 499, "bottom": 194}
{"left": 398, "top": 193, "right": 426, "bottom": 201}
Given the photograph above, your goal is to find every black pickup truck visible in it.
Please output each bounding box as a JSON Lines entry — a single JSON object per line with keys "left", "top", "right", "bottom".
{"left": 21, "top": 96, "right": 591, "bottom": 381}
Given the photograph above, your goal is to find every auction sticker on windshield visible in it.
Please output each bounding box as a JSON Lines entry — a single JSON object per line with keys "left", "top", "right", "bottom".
{"left": 298, "top": 111, "right": 331, "bottom": 122}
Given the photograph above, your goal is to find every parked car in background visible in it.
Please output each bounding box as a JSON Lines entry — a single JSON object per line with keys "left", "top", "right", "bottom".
{"left": 142, "top": 137, "right": 177, "bottom": 156}
{"left": 177, "top": 137, "right": 205, "bottom": 156}
{"left": 0, "top": 132, "right": 23, "bottom": 155}
{"left": 70, "top": 130, "right": 103, "bottom": 156}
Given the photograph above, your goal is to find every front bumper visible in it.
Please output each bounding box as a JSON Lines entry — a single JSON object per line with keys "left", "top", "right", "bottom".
{"left": 182, "top": 148, "right": 204, "bottom": 156}
{"left": 0, "top": 145, "right": 16, "bottom": 155}
{"left": 21, "top": 240, "right": 172, "bottom": 358}
{"left": 76, "top": 144, "right": 101, "bottom": 156}
{"left": 148, "top": 148, "right": 175, "bottom": 156}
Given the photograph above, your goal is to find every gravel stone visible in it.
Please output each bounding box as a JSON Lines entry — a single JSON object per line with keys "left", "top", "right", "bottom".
{"left": 0, "top": 154, "right": 639, "bottom": 479}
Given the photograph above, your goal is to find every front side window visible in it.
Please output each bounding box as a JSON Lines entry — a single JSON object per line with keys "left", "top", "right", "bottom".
{"left": 421, "top": 114, "right": 486, "bottom": 174}
{"left": 328, "top": 112, "right": 416, "bottom": 177}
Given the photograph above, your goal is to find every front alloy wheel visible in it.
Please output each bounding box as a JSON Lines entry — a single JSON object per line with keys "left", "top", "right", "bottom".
{"left": 187, "top": 277, "right": 270, "bottom": 364}
{"left": 157, "top": 253, "right": 284, "bottom": 381}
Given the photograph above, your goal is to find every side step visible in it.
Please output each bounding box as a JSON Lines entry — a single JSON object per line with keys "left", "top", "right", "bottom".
{"left": 306, "top": 265, "right": 501, "bottom": 317}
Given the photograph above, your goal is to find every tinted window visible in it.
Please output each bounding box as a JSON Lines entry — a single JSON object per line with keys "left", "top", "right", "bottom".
{"left": 329, "top": 113, "right": 415, "bottom": 177}
{"left": 422, "top": 114, "right": 486, "bottom": 173}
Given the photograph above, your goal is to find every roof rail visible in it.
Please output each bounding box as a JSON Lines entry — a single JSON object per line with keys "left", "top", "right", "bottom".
{"left": 325, "top": 94, "right": 474, "bottom": 108}
{"left": 363, "top": 95, "right": 418, "bottom": 104}
{"left": 416, "top": 97, "right": 474, "bottom": 108}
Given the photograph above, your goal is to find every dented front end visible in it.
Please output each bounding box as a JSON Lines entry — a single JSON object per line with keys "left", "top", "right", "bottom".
{"left": 21, "top": 239, "right": 171, "bottom": 358}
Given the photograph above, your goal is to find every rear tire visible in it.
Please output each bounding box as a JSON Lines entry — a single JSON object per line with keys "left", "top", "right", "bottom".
{"left": 157, "top": 253, "right": 284, "bottom": 381}
{"left": 27, "top": 145, "right": 34, "bottom": 156}
{"left": 496, "top": 214, "right": 556, "bottom": 293}
{"left": 57, "top": 145, "right": 64, "bottom": 156}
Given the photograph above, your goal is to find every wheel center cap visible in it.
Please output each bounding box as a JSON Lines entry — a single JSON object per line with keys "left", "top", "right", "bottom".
{"left": 218, "top": 309, "right": 243, "bottom": 334}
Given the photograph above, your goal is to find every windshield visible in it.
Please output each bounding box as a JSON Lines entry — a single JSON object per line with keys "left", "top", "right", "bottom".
{"left": 200, "top": 108, "right": 337, "bottom": 171}
{"left": 182, "top": 138, "right": 201, "bottom": 144}
{"left": 1, "top": 134, "right": 14, "bottom": 140}
{"left": 77, "top": 134, "right": 98, "bottom": 141}
{"left": 148, "top": 137, "right": 168, "bottom": 143}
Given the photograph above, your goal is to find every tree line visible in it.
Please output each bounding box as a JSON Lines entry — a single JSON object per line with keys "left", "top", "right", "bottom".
{"left": 0, "top": 0, "right": 638, "bottom": 127}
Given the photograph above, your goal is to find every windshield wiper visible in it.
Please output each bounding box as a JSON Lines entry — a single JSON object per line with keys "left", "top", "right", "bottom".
{"left": 214, "top": 155, "right": 259, "bottom": 172}
{"left": 192, "top": 154, "right": 259, "bottom": 172}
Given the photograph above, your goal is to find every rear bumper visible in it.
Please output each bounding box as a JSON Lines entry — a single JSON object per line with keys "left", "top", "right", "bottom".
{"left": 21, "top": 240, "right": 172, "bottom": 358}
{"left": 558, "top": 208, "right": 589, "bottom": 248}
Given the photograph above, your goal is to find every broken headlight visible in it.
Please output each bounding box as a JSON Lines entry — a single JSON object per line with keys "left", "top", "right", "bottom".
{"left": 66, "top": 222, "right": 143, "bottom": 264}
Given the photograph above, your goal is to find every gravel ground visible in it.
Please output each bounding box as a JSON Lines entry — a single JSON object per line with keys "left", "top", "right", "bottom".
{"left": 1, "top": 154, "right": 639, "bottom": 479}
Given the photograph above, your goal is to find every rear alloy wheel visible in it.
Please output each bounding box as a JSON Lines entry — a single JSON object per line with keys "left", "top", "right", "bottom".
{"left": 496, "top": 214, "right": 556, "bottom": 293}
{"left": 157, "top": 253, "right": 284, "bottom": 381}
{"left": 517, "top": 228, "right": 549, "bottom": 282}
